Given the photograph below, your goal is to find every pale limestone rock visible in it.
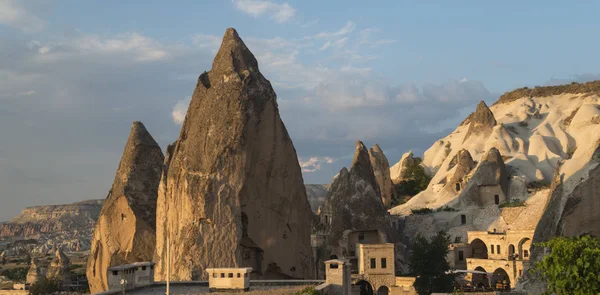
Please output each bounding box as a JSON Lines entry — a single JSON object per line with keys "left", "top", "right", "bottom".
{"left": 390, "top": 151, "right": 415, "bottom": 184}
{"left": 369, "top": 144, "right": 397, "bottom": 208}
{"left": 154, "top": 28, "right": 314, "bottom": 281}
{"left": 47, "top": 248, "right": 71, "bottom": 285}
{"left": 26, "top": 258, "right": 43, "bottom": 285}
{"left": 86, "top": 121, "right": 164, "bottom": 293}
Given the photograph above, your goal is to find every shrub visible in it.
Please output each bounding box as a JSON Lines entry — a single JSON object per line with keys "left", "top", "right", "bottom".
{"left": 518, "top": 121, "right": 528, "bottom": 127}
{"left": 1, "top": 267, "right": 28, "bottom": 282}
{"left": 435, "top": 205, "right": 457, "bottom": 212}
{"left": 495, "top": 80, "right": 600, "bottom": 105}
{"left": 498, "top": 199, "right": 526, "bottom": 208}
{"left": 409, "top": 231, "right": 454, "bottom": 294}
{"left": 527, "top": 181, "right": 551, "bottom": 191}
{"left": 411, "top": 208, "right": 434, "bottom": 215}
{"left": 292, "top": 286, "right": 319, "bottom": 295}
{"left": 29, "top": 278, "right": 60, "bottom": 295}
{"left": 392, "top": 157, "right": 432, "bottom": 207}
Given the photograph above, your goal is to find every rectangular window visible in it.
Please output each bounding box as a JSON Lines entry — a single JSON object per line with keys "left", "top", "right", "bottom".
{"left": 228, "top": 273, "right": 233, "bottom": 278}
{"left": 497, "top": 245, "right": 501, "bottom": 254}
{"left": 455, "top": 237, "right": 461, "bottom": 243}
{"left": 237, "top": 273, "right": 241, "bottom": 278}
{"left": 494, "top": 195, "right": 500, "bottom": 204}
{"left": 142, "top": 266, "right": 146, "bottom": 271}
{"left": 491, "top": 245, "right": 495, "bottom": 254}
{"left": 330, "top": 263, "right": 339, "bottom": 269}
{"left": 112, "top": 271, "right": 118, "bottom": 276}
{"left": 212, "top": 273, "right": 216, "bottom": 278}
{"left": 524, "top": 250, "right": 529, "bottom": 257}
{"left": 381, "top": 258, "right": 387, "bottom": 269}
{"left": 359, "top": 232, "right": 365, "bottom": 241}
{"left": 458, "top": 251, "right": 464, "bottom": 261}
{"left": 461, "top": 214, "right": 466, "bottom": 225}
{"left": 370, "top": 258, "right": 376, "bottom": 268}
{"left": 221, "top": 273, "right": 225, "bottom": 278}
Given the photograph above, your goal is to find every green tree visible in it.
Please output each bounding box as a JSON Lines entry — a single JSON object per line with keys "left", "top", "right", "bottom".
{"left": 533, "top": 235, "right": 600, "bottom": 295}
{"left": 409, "top": 231, "right": 454, "bottom": 295}
{"left": 392, "top": 157, "right": 432, "bottom": 206}
{"left": 0, "top": 267, "right": 28, "bottom": 282}
{"left": 29, "top": 278, "right": 60, "bottom": 295}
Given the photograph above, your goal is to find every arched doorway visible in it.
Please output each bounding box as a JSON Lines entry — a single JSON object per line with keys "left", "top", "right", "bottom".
{"left": 518, "top": 238, "right": 531, "bottom": 260}
{"left": 377, "top": 286, "right": 389, "bottom": 295}
{"left": 356, "top": 280, "right": 374, "bottom": 295}
{"left": 491, "top": 268, "right": 510, "bottom": 290}
{"left": 472, "top": 266, "right": 489, "bottom": 290}
{"left": 508, "top": 244, "right": 515, "bottom": 260}
{"left": 471, "top": 239, "right": 488, "bottom": 259}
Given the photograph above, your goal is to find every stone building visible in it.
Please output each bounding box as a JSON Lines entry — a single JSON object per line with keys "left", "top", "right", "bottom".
{"left": 106, "top": 262, "right": 154, "bottom": 291}
{"left": 206, "top": 268, "right": 252, "bottom": 292}
{"left": 447, "top": 230, "right": 533, "bottom": 289}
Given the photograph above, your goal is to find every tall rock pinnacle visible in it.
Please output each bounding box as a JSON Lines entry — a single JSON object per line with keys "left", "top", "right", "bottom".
{"left": 464, "top": 101, "right": 497, "bottom": 142}
{"left": 368, "top": 144, "right": 396, "bottom": 208}
{"left": 86, "top": 121, "right": 164, "bottom": 293}
{"left": 154, "top": 28, "right": 314, "bottom": 281}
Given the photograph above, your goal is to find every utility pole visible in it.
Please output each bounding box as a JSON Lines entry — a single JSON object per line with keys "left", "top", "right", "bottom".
{"left": 166, "top": 233, "right": 170, "bottom": 295}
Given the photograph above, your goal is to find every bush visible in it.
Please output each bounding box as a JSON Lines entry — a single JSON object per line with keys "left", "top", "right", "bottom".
{"left": 498, "top": 199, "right": 526, "bottom": 208}
{"left": 1, "top": 267, "right": 28, "bottom": 282}
{"left": 29, "top": 278, "right": 60, "bottom": 295}
{"left": 518, "top": 121, "right": 528, "bottom": 127}
{"left": 409, "top": 231, "right": 455, "bottom": 294}
{"left": 411, "top": 208, "right": 433, "bottom": 215}
{"left": 533, "top": 235, "right": 600, "bottom": 295}
{"left": 292, "top": 286, "right": 319, "bottom": 295}
{"left": 495, "top": 80, "right": 600, "bottom": 105}
{"left": 527, "top": 181, "right": 551, "bottom": 191}
{"left": 435, "top": 205, "right": 457, "bottom": 212}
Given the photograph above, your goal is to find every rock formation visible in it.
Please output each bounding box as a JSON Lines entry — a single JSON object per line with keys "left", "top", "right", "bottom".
{"left": 463, "top": 101, "right": 496, "bottom": 142}
{"left": 457, "top": 147, "right": 509, "bottom": 207}
{"left": 154, "top": 28, "right": 314, "bottom": 281}
{"left": 47, "top": 248, "right": 71, "bottom": 285}
{"left": 305, "top": 184, "right": 330, "bottom": 213}
{"left": 368, "top": 144, "right": 396, "bottom": 208}
{"left": 321, "top": 141, "right": 390, "bottom": 256}
{"left": 87, "top": 121, "right": 164, "bottom": 293}
{"left": 445, "top": 149, "right": 475, "bottom": 193}
{"left": 390, "top": 151, "right": 415, "bottom": 184}
{"left": 26, "top": 258, "right": 43, "bottom": 285}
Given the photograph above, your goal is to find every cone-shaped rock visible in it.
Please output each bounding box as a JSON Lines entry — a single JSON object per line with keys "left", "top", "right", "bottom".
{"left": 26, "top": 258, "right": 43, "bottom": 285}
{"left": 458, "top": 147, "right": 509, "bottom": 207}
{"left": 320, "top": 141, "right": 390, "bottom": 257}
{"left": 86, "top": 121, "right": 164, "bottom": 293}
{"left": 463, "top": 101, "right": 497, "bottom": 142}
{"left": 390, "top": 150, "right": 415, "bottom": 184}
{"left": 47, "top": 248, "right": 72, "bottom": 285}
{"left": 368, "top": 144, "right": 396, "bottom": 208}
{"left": 445, "top": 149, "right": 475, "bottom": 193}
{"left": 154, "top": 28, "right": 314, "bottom": 281}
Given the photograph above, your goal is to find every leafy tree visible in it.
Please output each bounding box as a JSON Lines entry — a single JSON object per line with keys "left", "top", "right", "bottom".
{"left": 409, "top": 231, "right": 454, "bottom": 295}
{"left": 533, "top": 235, "right": 600, "bottom": 295}
{"left": 29, "top": 278, "right": 60, "bottom": 295}
{"left": 392, "top": 157, "right": 432, "bottom": 206}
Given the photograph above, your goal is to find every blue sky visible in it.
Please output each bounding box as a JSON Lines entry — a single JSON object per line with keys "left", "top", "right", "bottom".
{"left": 1, "top": 0, "right": 599, "bottom": 219}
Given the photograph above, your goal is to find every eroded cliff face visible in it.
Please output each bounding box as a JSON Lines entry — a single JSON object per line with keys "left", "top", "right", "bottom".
{"left": 369, "top": 144, "right": 396, "bottom": 208}
{"left": 154, "top": 28, "right": 314, "bottom": 281}
{"left": 86, "top": 122, "right": 164, "bottom": 293}
{"left": 47, "top": 248, "right": 71, "bottom": 285}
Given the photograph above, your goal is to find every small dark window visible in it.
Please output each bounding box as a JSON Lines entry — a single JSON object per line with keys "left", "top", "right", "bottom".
{"left": 458, "top": 251, "right": 464, "bottom": 261}
{"left": 519, "top": 270, "right": 523, "bottom": 277}
{"left": 151, "top": 265, "right": 154, "bottom": 270}
{"left": 497, "top": 245, "right": 501, "bottom": 254}
{"left": 330, "top": 263, "right": 339, "bottom": 269}
{"left": 142, "top": 266, "right": 146, "bottom": 271}
{"left": 491, "top": 245, "right": 495, "bottom": 254}
{"left": 455, "top": 183, "right": 461, "bottom": 192}
{"left": 359, "top": 232, "right": 365, "bottom": 241}
{"left": 461, "top": 214, "right": 466, "bottom": 225}
{"left": 228, "top": 273, "right": 233, "bottom": 278}
{"left": 213, "top": 273, "right": 216, "bottom": 278}
{"left": 237, "top": 273, "right": 241, "bottom": 278}
{"left": 494, "top": 195, "right": 500, "bottom": 204}
{"left": 381, "top": 258, "right": 387, "bottom": 269}
{"left": 524, "top": 250, "right": 529, "bottom": 257}
{"left": 221, "top": 273, "right": 225, "bottom": 278}
{"left": 112, "top": 271, "right": 118, "bottom": 276}
{"left": 454, "top": 237, "right": 461, "bottom": 243}
{"left": 370, "top": 258, "right": 376, "bottom": 268}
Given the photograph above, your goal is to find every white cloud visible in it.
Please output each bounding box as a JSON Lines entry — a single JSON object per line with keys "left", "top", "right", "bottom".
{"left": 0, "top": 0, "right": 45, "bottom": 32}
{"left": 340, "top": 65, "right": 372, "bottom": 76}
{"left": 172, "top": 97, "right": 191, "bottom": 125}
{"left": 17, "top": 90, "right": 36, "bottom": 96}
{"left": 299, "top": 156, "right": 336, "bottom": 173}
{"left": 315, "top": 21, "right": 355, "bottom": 39}
{"left": 232, "top": 0, "right": 296, "bottom": 23}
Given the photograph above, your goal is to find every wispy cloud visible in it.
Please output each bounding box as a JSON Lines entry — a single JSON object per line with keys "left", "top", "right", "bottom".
{"left": 172, "top": 97, "right": 191, "bottom": 124}
{"left": 315, "top": 21, "right": 356, "bottom": 39}
{"left": 17, "top": 90, "right": 36, "bottom": 96}
{"left": 0, "top": 0, "right": 45, "bottom": 32}
{"left": 299, "top": 157, "right": 336, "bottom": 172}
{"left": 232, "top": 0, "right": 296, "bottom": 23}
